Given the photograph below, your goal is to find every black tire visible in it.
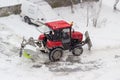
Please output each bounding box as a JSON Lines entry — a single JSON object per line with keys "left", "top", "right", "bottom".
{"left": 72, "top": 46, "right": 83, "bottom": 56}
{"left": 49, "top": 48, "right": 63, "bottom": 62}
{"left": 24, "top": 16, "right": 31, "bottom": 24}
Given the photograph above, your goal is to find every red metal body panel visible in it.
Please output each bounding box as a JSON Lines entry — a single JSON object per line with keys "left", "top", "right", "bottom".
{"left": 46, "top": 40, "right": 63, "bottom": 49}
{"left": 45, "top": 20, "right": 71, "bottom": 30}
{"left": 71, "top": 31, "right": 83, "bottom": 41}
{"left": 38, "top": 34, "right": 45, "bottom": 40}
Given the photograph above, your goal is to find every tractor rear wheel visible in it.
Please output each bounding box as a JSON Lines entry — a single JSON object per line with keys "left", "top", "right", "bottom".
{"left": 49, "top": 48, "right": 63, "bottom": 62}
{"left": 72, "top": 46, "right": 83, "bottom": 56}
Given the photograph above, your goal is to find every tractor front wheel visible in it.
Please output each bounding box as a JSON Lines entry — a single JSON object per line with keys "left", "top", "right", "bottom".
{"left": 49, "top": 48, "right": 63, "bottom": 62}
{"left": 72, "top": 46, "right": 83, "bottom": 56}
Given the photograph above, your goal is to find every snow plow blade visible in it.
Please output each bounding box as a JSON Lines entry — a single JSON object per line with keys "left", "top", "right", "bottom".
{"left": 19, "top": 37, "right": 43, "bottom": 57}
{"left": 19, "top": 38, "right": 25, "bottom": 57}
{"left": 85, "top": 31, "right": 92, "bottom": 50}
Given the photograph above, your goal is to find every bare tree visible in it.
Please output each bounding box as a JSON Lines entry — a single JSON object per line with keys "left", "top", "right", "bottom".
{"left": 113, "top": 0, "right": 119, "bottom": 10}
{"left": 80, "top": 0, "right": 83, "bottom": 8}
{"left": 93, "top": 0, "right": 102, "bottom": 27}
{"left": 80, "top": 0, "right": 83, "bottom": 3}
{"left": 86, "top": 2, "right": 89, "bottom": 27}
{"left": 70, "top": 0, "right": 74, "bottom": 13}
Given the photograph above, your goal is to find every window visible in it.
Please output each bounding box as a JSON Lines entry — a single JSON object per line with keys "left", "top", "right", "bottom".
{"left": 37, "top": 25, "right": 51, "bottom": 33}
{"left": 62, "top": 28, "right": 70, "bottom": 33}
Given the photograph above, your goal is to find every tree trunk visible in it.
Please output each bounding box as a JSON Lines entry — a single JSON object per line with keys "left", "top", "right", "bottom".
{"left": 80, "top": 0, "right": 83, "bottom": 3}
{"left": 86, "top": 3, "right": 89, "bottom": 27}
{"left": 113, "top": 0, "right": 119, "bottom": 10}
{"left": 93, "top": 0, "right": 102, "bottom": 27}
{"left": 70, "top": 0, "right": 74, "bottom": 13}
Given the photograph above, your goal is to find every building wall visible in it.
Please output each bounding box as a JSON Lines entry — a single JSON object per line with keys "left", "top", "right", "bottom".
{"left": 0, "top": 4, "right": 21, "bottom": 17}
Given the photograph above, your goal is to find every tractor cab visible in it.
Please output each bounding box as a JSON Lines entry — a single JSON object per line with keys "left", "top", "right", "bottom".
{"left": 38, "top": 20, "right": 75, "bottom": 50}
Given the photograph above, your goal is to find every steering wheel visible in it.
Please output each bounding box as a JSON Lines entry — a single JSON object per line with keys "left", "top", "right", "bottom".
{"left": 44, "top": 33, "right": 52, "bottom": 40}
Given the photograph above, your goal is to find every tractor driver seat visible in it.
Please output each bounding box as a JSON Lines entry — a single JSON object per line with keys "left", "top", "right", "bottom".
{"left": 62, "top": 32, "right": 70, "bottom": 49}
{"left": 48, "top": 31, "right": 54, "bottom": 40}
{"left": 62, "top": 32, "right": 70, "bottom": 43}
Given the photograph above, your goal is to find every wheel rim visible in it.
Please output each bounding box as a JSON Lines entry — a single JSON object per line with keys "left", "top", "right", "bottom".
{"left": 74, "top": 47, "right": 83, "bottom": 55}
{"left": 53, "top": 50, "right": 62, "bottom": 60}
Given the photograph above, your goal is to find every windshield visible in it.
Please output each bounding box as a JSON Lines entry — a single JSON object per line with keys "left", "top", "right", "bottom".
{"left": 62, "top": 28, "right": 70, "bottom": 33}
{"left": 37, "top": 25, "right": 51, "bottom": 33}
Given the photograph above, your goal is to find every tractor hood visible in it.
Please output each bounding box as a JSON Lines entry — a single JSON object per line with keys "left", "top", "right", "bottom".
{"left": 38, "top": 34, "right": 45, "bottom": 40}
{"left": 71, "top": 31, "right": 83, "bottom": 41}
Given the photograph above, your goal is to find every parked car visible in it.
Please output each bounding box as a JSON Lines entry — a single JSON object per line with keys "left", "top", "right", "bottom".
{"left": 20, "top": 0, "right": 59, "bottom": 26}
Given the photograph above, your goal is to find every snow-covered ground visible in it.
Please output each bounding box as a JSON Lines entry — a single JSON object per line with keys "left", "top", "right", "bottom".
{"left": 0, "top": 0, "right": 120, "bottom": 80}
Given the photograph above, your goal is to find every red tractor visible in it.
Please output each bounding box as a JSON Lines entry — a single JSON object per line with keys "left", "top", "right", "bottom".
{"left": 19, "top": 20, "right": 92, "bottom": 62}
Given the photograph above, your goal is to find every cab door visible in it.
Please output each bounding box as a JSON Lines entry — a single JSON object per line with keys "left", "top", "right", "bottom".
{"left": 61, "top": 28, "right": 71, "bottom": 50}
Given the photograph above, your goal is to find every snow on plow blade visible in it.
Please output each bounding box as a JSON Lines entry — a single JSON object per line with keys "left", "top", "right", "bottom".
{"left": 23, "top": 50, "right": 32, "bottom": 59}
{"left": 19, "top": 37, "right": 42, "bottom": 58}
{"left": 85, "top": 31, "right": 92, "bottom": 50}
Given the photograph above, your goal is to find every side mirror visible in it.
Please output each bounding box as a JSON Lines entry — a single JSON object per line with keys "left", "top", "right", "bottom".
{"left": 70, "top": 21, "right": 74, "bottom": 26}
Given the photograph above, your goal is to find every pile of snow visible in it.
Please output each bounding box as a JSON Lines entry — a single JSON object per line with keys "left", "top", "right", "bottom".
{"left": 103, "top": 0, "right": 120, "bottom": 8}
{"left": 21, "top": 0, "right": 61, "bottom": 23}
{"left": 0, "top": 15, "right": 40, "bottom": 39}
